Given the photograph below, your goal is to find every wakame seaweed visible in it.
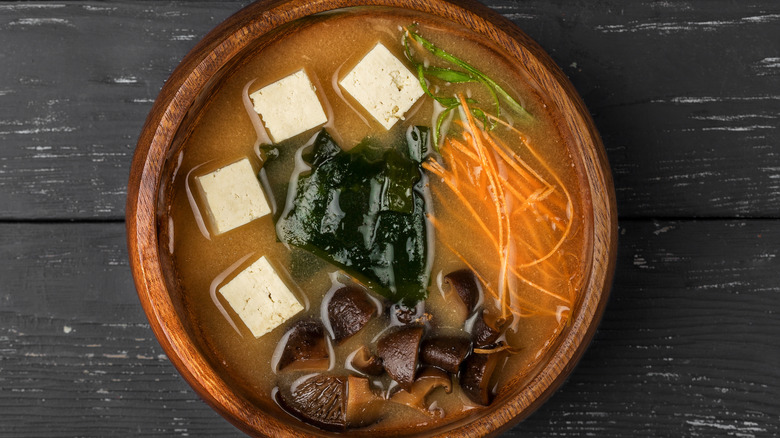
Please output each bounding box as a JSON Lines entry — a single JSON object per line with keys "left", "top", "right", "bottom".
{"left": 275, "top": 128, "right": 432, "bottom": 304}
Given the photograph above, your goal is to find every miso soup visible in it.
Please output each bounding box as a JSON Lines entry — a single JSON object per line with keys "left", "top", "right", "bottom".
{"left": 160, "top": 7, "right": 592, "bottom": 434}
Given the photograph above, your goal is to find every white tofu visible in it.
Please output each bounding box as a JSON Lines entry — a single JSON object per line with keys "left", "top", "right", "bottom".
{"left": 219, "top": 256, "right": 304, "bottom": 338}
{"left": 339, "top": 43, "right": 424, "bottom": 130}
{"left": 250, "top": 70, "right": 328, "bottom": 143}
{"left": 195, "top": 158, "right": 271, "bottom": 235}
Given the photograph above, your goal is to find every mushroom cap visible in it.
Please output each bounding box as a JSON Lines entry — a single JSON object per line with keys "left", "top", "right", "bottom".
{"left": 277, "top": 374, "right": 382, "bottom": 431}
{"left": 277, "top": 320, "right": 330, "bottom": 372}
{"left": 420, "top": 336, "right": 471, "bottom": 374}
{"left": 327, "top": 286, "right": 377, "bottom": 344}
{"left": 277, "top": 374, "right": 348, "bottom": 431}
{"left": 377, "top": 326, "right": 424, "bottom": 392}
{"left": 443, "top": 269, "right": 481, "bottom": 315}
{"left": 471, "top": 310, "right": 502, "bottom": 348}
{"left": 459, "top": 351, "right": 505, "bottom": 406}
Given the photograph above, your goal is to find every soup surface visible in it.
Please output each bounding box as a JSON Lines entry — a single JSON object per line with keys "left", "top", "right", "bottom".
{"left": 161, "top": 7, "right": 592, "bottom": 434}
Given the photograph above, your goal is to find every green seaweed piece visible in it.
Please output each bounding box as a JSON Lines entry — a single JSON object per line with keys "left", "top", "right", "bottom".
{"left": 275, "top": 129, "right": 432, "bottom": 304}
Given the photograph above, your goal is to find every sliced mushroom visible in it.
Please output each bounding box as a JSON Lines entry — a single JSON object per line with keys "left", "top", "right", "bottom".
{"left": 277, "top": 374, "right": 347, "bottom": 431}
{"left": 390, "top": 367, "right": 453, "bottom": 411}
{"left": 327, "top": 286, "right": 377, "bottom": 344}
{"left": 471, "top": 310, "right": 502, "bottom": 348}
{"left": 377, "top": 326, "right": 424, "bottom": 392}
{"left": 460, "top": 350, "right": 506, "bottom": 406}
{"left": 345, "top": 375, "right": 384, "bottom": 426}
{"left": 350, "top": 346, "right": 384, "bottom": 376}
{"left": 277, "top": 374, "right": 382, "bottom": 431}
{"left": 443, "top": 269, "right": 480, "bottom": 317}
{"left": 277, "top": 320, "right": 330, "bottom": 372}
{"left": 420, "top": 336, "right": 471, "bottom": 374}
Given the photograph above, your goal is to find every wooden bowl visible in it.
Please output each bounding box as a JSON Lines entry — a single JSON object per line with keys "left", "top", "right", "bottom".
{"left": 126, "top": 0, "right": 617, "bottom": 436}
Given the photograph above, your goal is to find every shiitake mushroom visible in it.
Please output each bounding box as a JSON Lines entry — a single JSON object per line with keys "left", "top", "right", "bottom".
{"left": 277, "top": 374, "right": 382, "bottom": 431}
{"left": 278, "top": 266, "right": 511, "bottom": 428}
{"left": 443, "top": 269, "right": 481, "bottom": 318}
{"left": 420, "top": 336, "right": 471, "bottom": 374}
{"left": 277, "top": 320, "right": 330, "bottom": 372}
{"left": 377, "top": 326, "right": 424, "bottom": 391}
{"left": 277, "top": 374, "right": 347, "bottom": 431}
{"left": 471, "top": 310, "right": 502, "bottom": 348}
{"left": 350, "top": 346, "right": 384, "bottom": 376}
{"left": 459, "top": 349, "right": 506, "bottom": 406}
{"left": 327, "top": 286, "right": 377, "bottom": 343}
{"left": 390, "top": 367, "right": 452, "bottom": 412}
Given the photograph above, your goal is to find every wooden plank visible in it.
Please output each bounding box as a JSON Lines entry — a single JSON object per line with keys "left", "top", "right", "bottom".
{"left": 0, "top": 220, "right": 777, "bottom": 436}
{"left": 0, "top": 222, "right": 241, "bottom": 436}
{"left": 0, "top": 1, "right": 778, "bottom": 219}
{"left": 494, "top": 0, "right": 780, "bottom": 218}
{"left": 0, "top": 2, "right": 248, "bottom": 220}
{"left": 513, "top": 218, "right": 780, "bottom": 437}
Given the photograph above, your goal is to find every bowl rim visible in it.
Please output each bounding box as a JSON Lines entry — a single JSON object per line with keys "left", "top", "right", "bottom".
{"left": 126, "top": 0, "right": 618, "bottom": 436}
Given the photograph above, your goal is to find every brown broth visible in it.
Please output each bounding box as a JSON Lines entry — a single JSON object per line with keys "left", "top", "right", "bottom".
{"left": 162, "top": 7, "right": 591, "bottom": 434}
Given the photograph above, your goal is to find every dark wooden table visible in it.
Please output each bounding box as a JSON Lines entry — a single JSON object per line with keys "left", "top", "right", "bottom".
{"left": 1, "top": 1, "right": 778, "bottom": 436}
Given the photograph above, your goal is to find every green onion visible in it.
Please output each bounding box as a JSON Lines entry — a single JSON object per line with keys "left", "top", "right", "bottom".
{"left": 434, "top": 104, "right": 458, "bottom": 147}
{"left": 402, "top": 26, "right": 532, "bottom": 149}
{"left": 404, "top": 29, "right": 532, "bottom": 119}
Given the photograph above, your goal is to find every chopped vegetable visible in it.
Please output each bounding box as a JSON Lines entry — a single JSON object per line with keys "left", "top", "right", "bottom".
{"left": 327, "top": 286, "right": 377, "bottom": 343}
{"left": 377, "top": 326, "right": 424, "bottom": 392}
{"left": 277, "top": 320, "right": 330, "bottom": 372}
{"left": 402, "top": 26, "right": 532, "bottom": 147}
{"left": 423, "top": 96, "right": 574, "bottom": 320}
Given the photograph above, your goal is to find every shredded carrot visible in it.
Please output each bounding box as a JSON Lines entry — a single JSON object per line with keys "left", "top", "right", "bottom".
{"left": 424, "top": 95, "right": 579, "bottom": 319}
{"left": 458, "top": 95, "right": 514, "bottom": 319}
{"left": 483, "top": 133, "right": 553, "bottom": 191}
{"left": 435, "top": 234, "right": 558, "bottom": 318}
{"left": 429, "top": 187, "right": 500, "bottom": 252}
{"left": 447, "top": 138, "right": 480, "bottom": 162}
{"left": 491, "top": 133, "right": 570, "bottom": 216}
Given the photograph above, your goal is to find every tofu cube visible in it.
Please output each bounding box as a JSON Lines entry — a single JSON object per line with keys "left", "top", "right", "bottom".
{"left": 219, "top": 256, "right": 304, "bottom": 338}
{"left": 250, "top": 70, "right": 328, "bottom": 143}
{"left": 195, "top": 158, "right": 271, "bottom": 235}
{"left": 339, "top": 43, "right": 424, "bottom": 130}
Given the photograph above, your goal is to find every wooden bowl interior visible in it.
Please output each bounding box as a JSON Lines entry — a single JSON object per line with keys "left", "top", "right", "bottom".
{"left": 127, "top": 0, "right": 617, "bottom": 436}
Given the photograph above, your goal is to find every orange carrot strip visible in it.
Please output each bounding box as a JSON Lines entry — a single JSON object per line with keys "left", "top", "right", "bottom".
{"left": 487, "top": 133, "right": 568, "bottom": 212}
{"left": 483, "top": 132, "right": 552, "bottom": 190}
{"left": 504, "top": 181, "right": 566, "bottom": 231}
{"left": 437, "top": 237, "right": 556, "bottom": 317}
{"left": 446, "top": 138, "right": 480, "bottom": 162}
{"left": 430, "top": 187, "right": 500, "bottom": 252}
{"left": 488, "top": 115, "right": 574, "bottom": 214}
{"left": 459, "top": 96, "right": 513, "bottom": 319}
{"left": 512, "top": 211, "right": 566, "bottom": 278}
{"left": 483, "top": 122, "right": 576, "bottom": 269}
{"left": 509, "top": 265, "right": 571, "bottom": 304}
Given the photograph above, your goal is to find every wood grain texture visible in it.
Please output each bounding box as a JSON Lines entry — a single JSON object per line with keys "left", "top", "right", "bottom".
{"left": 0, "top": 1, "right": 248, "bottom": 220}
{"left": 0, "top": 1, "right": 778, "bottom": 219}
{"left": 497, "top": 0, "right": 780, "bottom": 218}
{"left": 1, "top": 221, "right": 777, "bottom": 436}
